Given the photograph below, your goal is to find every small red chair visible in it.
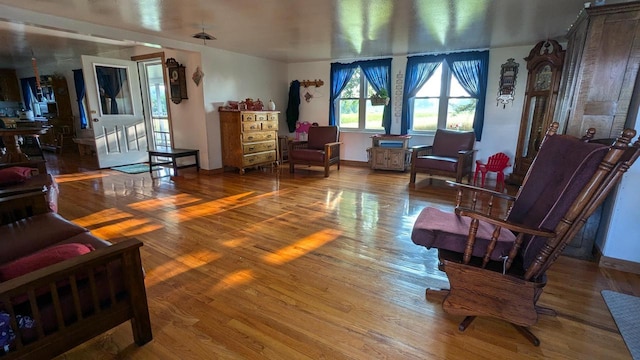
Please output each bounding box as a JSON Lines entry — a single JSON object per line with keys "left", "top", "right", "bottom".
{"left": 474, "top": 152, "right": 511, "bottom": 191}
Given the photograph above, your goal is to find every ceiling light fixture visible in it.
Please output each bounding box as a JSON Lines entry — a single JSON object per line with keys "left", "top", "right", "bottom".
{"left": 192, "top": 28, "right": 216, "bottom": 45}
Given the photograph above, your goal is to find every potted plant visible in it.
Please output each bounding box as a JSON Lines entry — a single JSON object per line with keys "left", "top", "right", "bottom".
{"left": 370, "top": 88, "right": 390, "bottom": 106}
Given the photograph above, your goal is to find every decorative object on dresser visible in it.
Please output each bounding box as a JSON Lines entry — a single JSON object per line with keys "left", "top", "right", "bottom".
{"left": 411, "top": 123, "right": 639, "bottom": 346}
{"left": 367, "top": 134, "right": 411, "bottom": 171}
{"left": 219, "top": 110, "right": 279, "bottom": 174}
{"left": 165, "top": 58, "right": 188, "bottom": 104}
{"left": 288, "top": 126, "right": 341, "bottom": 177}
{"left": 410, "top": 129, "right": 476, "bottom": 185}
{"left": 507, "top": 40, "right": 564, "bottom": 186}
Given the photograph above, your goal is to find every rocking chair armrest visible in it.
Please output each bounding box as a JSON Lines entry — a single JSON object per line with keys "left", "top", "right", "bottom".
{"left": 455, "top": 207, "right": 556, "bottom": 238}
{"left": 446, "top": 181, "right": 516, "bottom": 202}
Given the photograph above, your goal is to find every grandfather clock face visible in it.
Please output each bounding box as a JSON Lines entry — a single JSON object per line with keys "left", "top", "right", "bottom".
{"left": 534, "top": 65, "right": 552, "bottom": 91}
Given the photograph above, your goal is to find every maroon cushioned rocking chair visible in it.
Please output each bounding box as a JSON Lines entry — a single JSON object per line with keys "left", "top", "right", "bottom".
{"left": 411, "top": 122, "right": 640, "bottom": 346}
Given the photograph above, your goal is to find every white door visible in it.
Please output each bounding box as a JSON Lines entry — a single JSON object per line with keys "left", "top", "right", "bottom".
{"left": 82, "top": 55, "right": 147, "bottom": 168}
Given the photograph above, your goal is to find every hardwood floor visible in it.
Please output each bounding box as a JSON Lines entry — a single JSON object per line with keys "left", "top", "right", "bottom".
{"left": 44, "top": 152, "right": 638, "bottom": 359}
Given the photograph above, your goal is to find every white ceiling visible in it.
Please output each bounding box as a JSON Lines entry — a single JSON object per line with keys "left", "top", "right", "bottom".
{"left": 0, "top": 0, "right": 630, "bottom": 69}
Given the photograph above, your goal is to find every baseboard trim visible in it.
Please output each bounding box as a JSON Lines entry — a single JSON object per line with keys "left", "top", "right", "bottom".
{"left": 200, "top": 168, "right": 224, "bottom": 175}
{"left": 340, "top": 160, "right": 369, "bottom": 168}
{"left": 599, "top": 255, "right": 640, "bottom": 275}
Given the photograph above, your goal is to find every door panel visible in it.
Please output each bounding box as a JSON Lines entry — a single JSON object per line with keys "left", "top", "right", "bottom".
{"left": 82, "top": 55, "right": 147, "bottom": 168}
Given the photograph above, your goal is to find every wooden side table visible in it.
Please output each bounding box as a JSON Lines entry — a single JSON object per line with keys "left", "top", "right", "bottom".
{"left": 148, "top": 147, "right": 200, "bottom": 176}
{"left": 367, "top": 134, "right": 411, "bottom": 171}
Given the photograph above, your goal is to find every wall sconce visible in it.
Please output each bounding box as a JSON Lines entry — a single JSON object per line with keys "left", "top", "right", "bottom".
{"left": 497, "top": 58, "right": 519, "bottom": 108}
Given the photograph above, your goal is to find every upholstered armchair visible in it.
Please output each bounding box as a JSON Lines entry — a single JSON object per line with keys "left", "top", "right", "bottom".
{"left": 288, "top": 126, "right": 341, "bottom": 177}
{"left": 410, "top": 123, "right": 640, "bottom": 345}
{"left": 410, "top": 129, "right": 476, "bottom": 185}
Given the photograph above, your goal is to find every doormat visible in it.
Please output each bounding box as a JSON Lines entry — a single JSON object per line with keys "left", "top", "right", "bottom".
{"left": 111, "top": 163, "right": 151, "bottom": 174}
{"left": 601, "top": 290, "right": 640, "bottom": 359}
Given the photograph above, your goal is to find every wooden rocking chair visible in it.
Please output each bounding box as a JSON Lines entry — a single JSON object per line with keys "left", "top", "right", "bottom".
{"left": 411, "top": 122, "right": 640, "bottom": 345}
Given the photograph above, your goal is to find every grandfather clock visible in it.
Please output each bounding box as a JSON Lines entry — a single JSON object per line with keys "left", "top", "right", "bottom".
{"left": 508, "top": 40, "right": 565, "bottom": 185}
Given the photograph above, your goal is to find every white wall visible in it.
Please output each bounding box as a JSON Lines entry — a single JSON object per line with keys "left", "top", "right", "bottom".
{"left": 199, "top": 47, "right": 288, "bottom": 170}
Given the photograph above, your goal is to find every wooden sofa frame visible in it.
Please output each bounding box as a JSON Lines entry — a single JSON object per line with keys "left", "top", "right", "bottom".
{"left": 0, "top": 190, "right": 152, "bottom": 359}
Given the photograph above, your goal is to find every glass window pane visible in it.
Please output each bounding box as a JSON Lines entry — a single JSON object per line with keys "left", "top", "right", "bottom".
{"left": 365, "top": 101, "right": 384, "bottom": 130}
{"left": 341, "top": 69, "right": 361, "bottom": 98}
{"left": 416, "top": 65, "right": 442, "bottom": 97}
{"left": 446, "top": 98, "right": 477, "bottom": 131}
{"left": 95, "top": 65, "right": 133, "bottom": 115}
{"left": 412, "top": 98, "right": 439, "bottom": 131}
{"left": 449, "top": 74, "right": 471, "bottom": 97}
{"left": 339, "top": 99, "right": 359, "bottom": 128}
{"left": 366, "top": 81, "right": 376, "bottom": 98}
{"left": 147, "top": 63, "right": 167, "bottom": 117}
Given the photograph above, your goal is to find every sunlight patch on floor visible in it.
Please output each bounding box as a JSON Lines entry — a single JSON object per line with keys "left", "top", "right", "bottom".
{"left": 91, "top": 218, "right": 164, "bottom": 239}
{"left": 71, "top": 208, "right": 134, "bottom": 227}
{"left": 263, "top": 228, "right": 342, "bottom": 265}
{"left": 144, "top": 249, "right": 223, "bottom": 287}
{"left": 209, "top": 269, "right": 255, "bottom": 293}
{"left": 128, "top": 193, "right": 202, "bottom": 211}
{"left": 222, "top": 236, "right": 251, "bottom": 248}
{"left": 53, "top": 172, "right": 109, "bottom": 183}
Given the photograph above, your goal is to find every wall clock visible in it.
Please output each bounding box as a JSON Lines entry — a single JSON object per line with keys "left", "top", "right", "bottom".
{"left": 165, "top": 58, "right": 188, "bottom": 104}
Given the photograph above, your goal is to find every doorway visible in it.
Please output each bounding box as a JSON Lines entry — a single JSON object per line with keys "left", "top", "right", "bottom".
{"left": 137, "top": 58, "right": 172, "bottom": 150}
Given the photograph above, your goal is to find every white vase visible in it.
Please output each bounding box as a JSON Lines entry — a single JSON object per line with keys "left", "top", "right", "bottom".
{"left": 268, "top": 99, "right": 276, "bottom": 111}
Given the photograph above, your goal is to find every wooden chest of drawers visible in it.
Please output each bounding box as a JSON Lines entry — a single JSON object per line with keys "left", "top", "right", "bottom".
{"left": 219, "top": 110, "right": 279, "bottom": 174}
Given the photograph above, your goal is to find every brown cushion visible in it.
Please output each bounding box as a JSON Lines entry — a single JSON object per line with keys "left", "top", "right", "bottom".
{"left": 431, "top": 129, "right": 475, "bottom": 157}
{"left": 414, "top": 156, "right": 458, "bottom": 172}
{"left": 0, "top": 243, "right": 94, "bottom": 281}
{"left": 0, "top": 167, "right": 33, "bottom": 186}
{"left": 0, "top": 213, "right": 88, "bottom": 264}
{"left": 412, "top": 207, "right": 516, "bottom": 261}
{"left": 290, "top": 149, "right": 325, "bottom": 162}
{"left": 508, "top": 135, "right": 608, "bottom": 269}
{"left": 307, "top": 126, "right": 337, "bottom": 150}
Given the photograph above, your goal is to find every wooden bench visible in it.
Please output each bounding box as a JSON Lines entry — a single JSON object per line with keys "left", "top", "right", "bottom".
{"left": 148, "top": 147, "right": 200, "bottom": 176}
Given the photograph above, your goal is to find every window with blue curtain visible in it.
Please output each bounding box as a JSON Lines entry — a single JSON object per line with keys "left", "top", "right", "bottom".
{"left": 20, "top": 77, "right": 37, "bottom": 111}
{"left": 72, "top": 69, "right": 88, "bottom": 129}
{"left": 400, "top": 51, "right": 488, "bottom": 140}
{"left": 329, "top": 58, "right": 392, "bottom": 134}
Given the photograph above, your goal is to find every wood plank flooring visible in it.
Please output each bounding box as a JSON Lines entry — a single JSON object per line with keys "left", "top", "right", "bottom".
{"left": 45, "top": 153, "right": 638, "bottom": 359}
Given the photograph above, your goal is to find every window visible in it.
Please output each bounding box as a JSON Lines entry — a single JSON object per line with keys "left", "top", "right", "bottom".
{"left": 412, "top": 62, "right": 476, "bottom": 132}
{"left": 329, "top": 58, "right": 392, "bottom": 133}
{"left": 401, "top": 51, "right": 489, "bottom": 139}
{"left": 337, "top": 68, "right": 384, "bottom": 131}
